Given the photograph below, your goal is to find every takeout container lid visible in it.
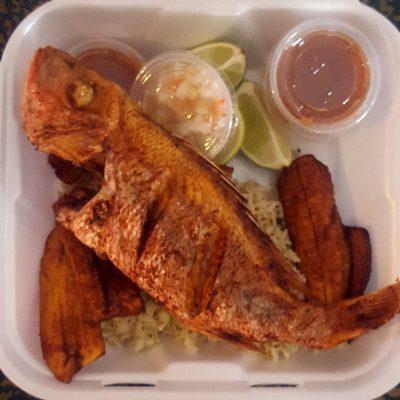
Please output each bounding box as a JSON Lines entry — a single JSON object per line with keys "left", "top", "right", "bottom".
{"left": 1, "top": 1, "right": 400, "bottom": 400}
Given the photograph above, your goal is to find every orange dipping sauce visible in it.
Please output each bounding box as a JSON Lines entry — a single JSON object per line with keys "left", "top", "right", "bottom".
{"left": 276, "top": 30, "right": 370, "bottom": 125}
{"left": 76, "top": 47, "right": 143, "bottom": 92}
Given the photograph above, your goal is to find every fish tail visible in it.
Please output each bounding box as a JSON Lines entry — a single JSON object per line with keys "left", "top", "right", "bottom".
{"left": 325, "top": 282, "right": 400, "bottom": 347}
{"left": 340, "top": 281, "right": 400, "bottom": 324}
{"left": 292, "top": 282, "right": 400, "bottom": 349}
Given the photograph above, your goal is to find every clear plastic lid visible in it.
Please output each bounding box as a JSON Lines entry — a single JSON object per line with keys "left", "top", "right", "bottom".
{"left": 130, "top": 50, "right": 237, "bottom": 160}
{"left": 265, "top": 19, "right": 381, "bottom": 136}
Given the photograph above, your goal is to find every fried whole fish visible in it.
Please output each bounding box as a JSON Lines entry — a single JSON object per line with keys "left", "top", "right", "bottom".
{"left": 25, "top": 47, "right": 400, "bottom": 350}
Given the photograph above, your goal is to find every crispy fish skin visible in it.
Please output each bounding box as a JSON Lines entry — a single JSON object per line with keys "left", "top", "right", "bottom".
{"left": 27, "top": 47, "right": 400, "bottom": 351}
{"left": 93, "top": 257, "right": 144, "bottom": 320}
{"left": 44, "top": 217, "right": 143, "bottom": 322}
{"left": 40, "top": 223, "right": 143, "bottom": 382}
{"left": 278, "top": 155, "right": 350, "bottom": 305}
{"left": 40, "top": 224, "right": 105, "bottom": 383}
{"left": 345, "top": 227, "right": 372, "bottom": 298}
{"left": 52, "top": 194, "right": 144, "bottom": 321}
{"left": 67, "top": 237, "right": 144, "bottom": 322}
{"left": 48, "top": 154, "right": 87, "bottom": 185}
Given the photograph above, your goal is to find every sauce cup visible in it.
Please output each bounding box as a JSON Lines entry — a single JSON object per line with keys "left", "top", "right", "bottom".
{"left": 264, "top": 19, "right": 380, "bottom": 137}
{"left": 68, "top": 38, "right": 144, "bottom": 92}
{"left": 130, "top": 50, "right": 238, "bottom": 160}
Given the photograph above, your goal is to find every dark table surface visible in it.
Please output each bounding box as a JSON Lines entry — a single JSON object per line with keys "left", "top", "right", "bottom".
{"left": 1, "top": 0, "right": 399, "bottom": 399}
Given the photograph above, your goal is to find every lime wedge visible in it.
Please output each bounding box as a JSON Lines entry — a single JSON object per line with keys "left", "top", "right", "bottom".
{"left": 191, "top": 42, "right": 246, "bottom": 88}
{"left": 237, "top": 80, "right": 292, "bottom": 169}
{"left": 214, "top": 109, "right": 245, "bottom": 165}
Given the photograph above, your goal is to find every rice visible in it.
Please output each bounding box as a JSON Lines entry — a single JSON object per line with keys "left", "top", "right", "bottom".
{"left": 237, "top": 180, "right": 300, "bottom": 265}
{"left": 101, "top": 179, "right": 300, "bottom": 360}
{"left": 101, "top": 293, "right": 206, "bottom": 353}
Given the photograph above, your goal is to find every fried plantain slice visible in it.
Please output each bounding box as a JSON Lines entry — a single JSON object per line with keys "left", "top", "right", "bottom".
{"left": 40, "top": 223, "right": 143, "bottom": 382}
{"left": 278, "top": 155, "right": 350, "bottom": 305}
{"left": 345, "top": 226, "right": 372, "bottom": 298}
{"left": 40, "top": 224, "right": 104, "bottom": 383}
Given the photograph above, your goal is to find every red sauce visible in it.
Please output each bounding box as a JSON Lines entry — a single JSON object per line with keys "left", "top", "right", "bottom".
{"left": 76, "top": 48, "right": 143, "bottom": 92}
{"left": 276, "top": 30, "right": 370, "bottom": 124}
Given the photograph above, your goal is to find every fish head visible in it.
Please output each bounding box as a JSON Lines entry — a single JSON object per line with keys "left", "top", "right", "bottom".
{"left": 22, "top": 46, "right": 124, "bottom": 168}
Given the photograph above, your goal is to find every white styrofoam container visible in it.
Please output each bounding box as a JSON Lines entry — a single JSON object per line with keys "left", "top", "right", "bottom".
{"left": 1, "top": 0, "right": 400, "bottom": 399}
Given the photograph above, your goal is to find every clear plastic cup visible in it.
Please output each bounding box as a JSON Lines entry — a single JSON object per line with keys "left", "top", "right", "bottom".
{"left": 68, "top": 38, "right": 144, "bottom": 92}
{"left": 130, "top": 50, "right": 238, "bottom": 160}
{"left": 264, "top": 19, "right": 381, "bottom": 137}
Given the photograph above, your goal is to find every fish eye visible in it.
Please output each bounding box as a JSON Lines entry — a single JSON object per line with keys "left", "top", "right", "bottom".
{"left": 68, "top": 80, "right": 95, "bottom": 109}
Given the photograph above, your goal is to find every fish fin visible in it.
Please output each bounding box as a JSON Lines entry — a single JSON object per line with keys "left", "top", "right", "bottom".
{"left": 338, "top": 282, "right": 400, "bottom": 329}
{"left": 172, "top": 134, "right": 248, "bottom": 205}
{"left": 289, "top": 282, "right": 400, "bottom": 349}
{"left": 268, "top": 260, "right": 308, "bottom": 300}
{"left": 316, "top": 283, "right": 400, "bottom": 348}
